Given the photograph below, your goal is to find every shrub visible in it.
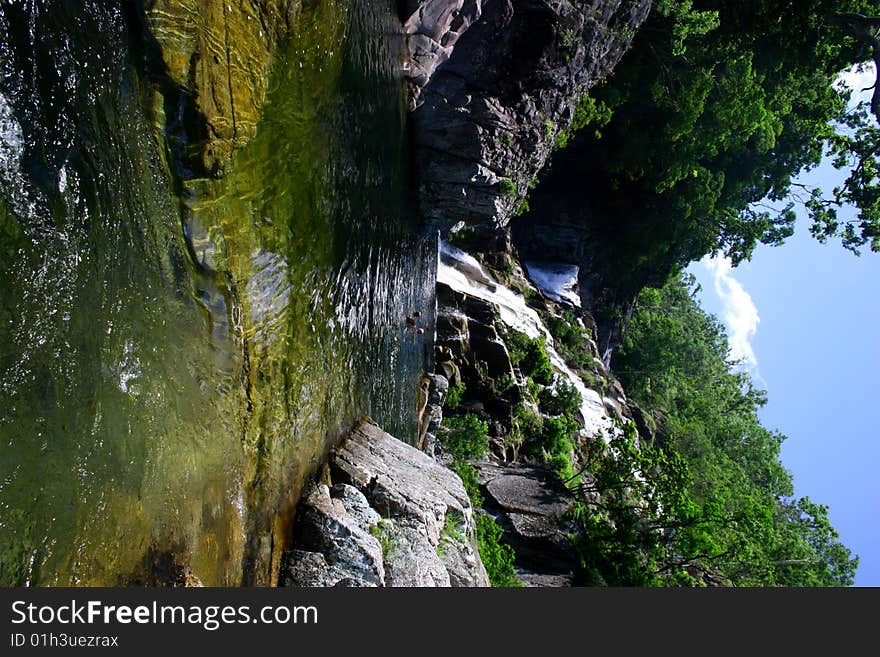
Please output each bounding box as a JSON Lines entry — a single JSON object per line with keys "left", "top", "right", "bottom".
{"left": 444, "top": 380, "right": 466, "bottom": 409}
{"left": 440, "top": 413, "right": 489, "bottom": 462}
{"left": 498, "top": 178, "right": 517, "bottom": 197}
{"left": 514, "top": 403, "right": 543, "bottom": 442}
{"left": 477, "top": 514, "right": 523, "bottom": 587}
{"left": 454, "top": 462, "right": 483, "bottom": 506}
{"left": 522, "top": 338, "right": 554, "bottom": 385}
{"left": 539, "top": 379, "right": 582, "bottom": 418}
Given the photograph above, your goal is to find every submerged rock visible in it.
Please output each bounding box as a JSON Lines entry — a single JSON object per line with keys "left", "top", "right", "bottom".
{"left": 280, "top": 419, "right": 490, "bottom": 587}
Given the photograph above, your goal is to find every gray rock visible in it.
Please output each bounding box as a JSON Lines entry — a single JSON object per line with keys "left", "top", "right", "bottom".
{"left": 281, "top": 419, "right": 489, "bottom": 587}
{"left": 402, "top": 0, "right": 483, "bottom": 107}
{"left": 478, "top": 461, "right": 578, "bottom": 583}
{"left": 281, "top": 483, "right": 385, "bottom": 587}
{"left": 409, "top": 0, "right": 653, "bottom": 235}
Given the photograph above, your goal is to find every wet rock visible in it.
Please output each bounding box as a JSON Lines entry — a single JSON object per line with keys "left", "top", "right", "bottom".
{"left": 281, "top": 419, "right": 489, "bottom": 587}
{"left": 436, "top": 282, "right": 518, "bottom": 423}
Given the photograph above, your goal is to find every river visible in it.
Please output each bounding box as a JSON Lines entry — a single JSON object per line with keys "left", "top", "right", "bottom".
{"left": 0, "top": 0, "right": 434, "bottom": 586}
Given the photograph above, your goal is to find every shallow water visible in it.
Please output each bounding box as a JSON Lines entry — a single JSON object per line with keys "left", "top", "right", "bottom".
{"left": 0, "top": 0, "right": 434, "bottom": 586}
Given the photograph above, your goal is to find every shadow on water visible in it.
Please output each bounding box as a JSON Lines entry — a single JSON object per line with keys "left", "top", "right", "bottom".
{"left": 0, "top": 0, "right": 434, "bottom": 586}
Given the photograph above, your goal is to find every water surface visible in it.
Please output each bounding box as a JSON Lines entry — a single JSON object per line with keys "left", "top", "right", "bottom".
{"left": 0, "top": 0, "right": 433, "bottom": 586}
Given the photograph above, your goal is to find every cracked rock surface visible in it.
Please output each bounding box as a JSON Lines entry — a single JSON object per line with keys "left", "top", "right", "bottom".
{"left": 280, "top": 419, "right": 490, "bottom": 587}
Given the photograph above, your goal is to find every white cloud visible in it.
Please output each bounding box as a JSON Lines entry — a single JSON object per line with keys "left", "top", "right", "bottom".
{"left": 700, "top": 255, "right": 761, "bottom": 374}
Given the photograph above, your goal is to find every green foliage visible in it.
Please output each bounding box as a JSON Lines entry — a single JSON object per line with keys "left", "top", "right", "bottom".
{"left": 513, "top": 403, "right": 543, "bottom": 441}
{"left": 444, "top": 380, "right": 466, "bottom": 410}
{"left": 591, "top": 273, "right": 859, "bottom": 586}
{"left": 538, "top": 379, "right": 582, "bottom": 418}
{"left": 441, "top": 415, "right": 522, "bottom": 587}
{"left": 504, "top": 328, "right": 554, "bottom": 385}
{"left": 538, "top": 417, "right": 576, "bottom": 480}
{"left": 440, "top": 413, "right": 488, "bottom": 506}
{"left": 476, "top": 514, "right": 523, "bottom": 587}
{"left": 545, "top": 311, "right": 595, "bottom": 372}
{"left": 440, "top": 413, "right": 489, "bottom": 462}
{"left": 654, "top": 0, "right": 719, "bottom": 56}
{"left": 550, "top": 0, "right": 880, "bottom": 299}
{"left": 555, "top": 93, "right": 613, "bottom": 149}
{"left": 438, "top": 512, "right": 467, "bottom": 557}
{"left": 556, "top": 27, "right": 574, "bottom": 52}
{"left": 498, "top": 178, "right": 517, "bottom": 197}
{"left": 457, "top": 462, "right": 484, "bottom": 507}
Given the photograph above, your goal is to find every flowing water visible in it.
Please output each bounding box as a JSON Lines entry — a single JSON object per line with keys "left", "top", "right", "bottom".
{"left": 437, "top": 241, "right": 612, "bottom": 440}
{"left": 0, "top": 0, "right": 434, "bottom": 586}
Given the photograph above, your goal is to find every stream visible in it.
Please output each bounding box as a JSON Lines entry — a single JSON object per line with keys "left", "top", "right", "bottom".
{"left": 0, "top": 0, "right": 434, "bottom": 586}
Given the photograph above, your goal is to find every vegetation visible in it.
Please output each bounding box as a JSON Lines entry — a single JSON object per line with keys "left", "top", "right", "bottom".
{"left": 547, "top": 0, "right": 880, "bottom": 299}
{"left": 369, "top": 520, "right": 397, "bottom": 558}
{"left": 444, "top": 379, "right": 466, "bottom": 410}
{"left": 503, "top": 329, "right": 554, "bottom": 385}
{"left": 439, "top": 413, "right": 522, "bottom": 585}
{"left": 567, "top": 273, "right": 859, "bottom": 586}
{"left": 476, "top": 514, "right": 523, "bottom": 587}
{"left": 498, "top": 178, "right": 517, "bottom": 198}
{"left": 545, "top": 311, "right": 596, "bottom": 372}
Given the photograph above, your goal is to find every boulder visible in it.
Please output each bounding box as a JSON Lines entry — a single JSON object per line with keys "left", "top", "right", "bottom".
{"left": 280, "top": 483, "right": 385, "bottom": 587}
{"left": 281, "top": 419, "right": 490, "bottom": 587}
{"left": 478, "top": 461, "right": 577, "bottom": 585}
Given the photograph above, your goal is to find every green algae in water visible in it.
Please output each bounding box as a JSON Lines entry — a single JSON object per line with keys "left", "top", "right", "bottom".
{"left": 0, "top": 0, "right": 431, "bottom": 586}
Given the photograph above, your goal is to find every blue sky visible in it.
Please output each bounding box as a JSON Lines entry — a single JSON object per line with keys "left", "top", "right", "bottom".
{"left": 686, "top": 65, "right": 880, "bottom": 586}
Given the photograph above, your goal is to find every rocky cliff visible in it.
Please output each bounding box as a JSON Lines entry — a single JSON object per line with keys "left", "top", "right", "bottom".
{"left": 407, "top": 0, "right": 652, "bottom": 237}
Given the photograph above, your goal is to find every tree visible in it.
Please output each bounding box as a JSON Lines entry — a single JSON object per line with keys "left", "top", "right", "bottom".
{"left": 541, "top": 0, "right": 880, "bottom": 299}
{"left": 582, "top": 273, "right": 860, "bottom": 586}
